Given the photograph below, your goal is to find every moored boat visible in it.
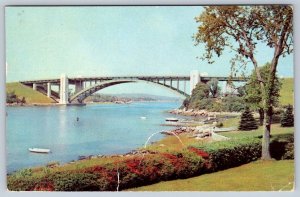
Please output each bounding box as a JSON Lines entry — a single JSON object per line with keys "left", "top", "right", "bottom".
{"left": 28, "top": 148, "right": 51, "bottom": 154}
{"left": 165, "top": 117, "right": 179, "bottom": 122}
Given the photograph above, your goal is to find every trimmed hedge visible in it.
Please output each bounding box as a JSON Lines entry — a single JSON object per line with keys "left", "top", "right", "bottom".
{"left": 192, "top": 137, "right": 261, "bottom": 171}
{"left": 7, "top": 134, "right": 294, "bottom": 191}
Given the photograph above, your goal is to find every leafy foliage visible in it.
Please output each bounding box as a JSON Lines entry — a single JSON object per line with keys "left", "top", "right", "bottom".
{"left": 281, "top": 105, "right": 294, "bottom": 127}
{"left": 207, "top": 78, "right": 220, "bottom": 98}
{"left": 186, "top": 81, "right": 245, "bottom": 112}
{"left": 222, "top": 95, "right": 245, "bottom": 112}
{"left": 238, "top": 107, "right": 258, "bottom": 130}
{"left": 244, "top": 63, "right": 282, "bottom": 111}
{"left": 6, "top": 91, "right": 20, "bottom": 103}
{"left": 198, "top": 137, "right": 261, "bottom": 171}
{"left": 188, "top": 82, "right": 210, "bottom": 109}
{"left": 194, "top": 5, "right": 293, "bottom": 159}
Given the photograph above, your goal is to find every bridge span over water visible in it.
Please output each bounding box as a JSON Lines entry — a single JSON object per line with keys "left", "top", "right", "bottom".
{"left": 20, "top": 71, "right": 248, "bottom": 104}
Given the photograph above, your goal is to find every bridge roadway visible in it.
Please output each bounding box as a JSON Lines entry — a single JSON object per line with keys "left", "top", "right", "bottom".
{"left": 20, "top": 74, "right": 249, "bottom": 104}
{"left": 20, "top": 75, "right": 247, "bottom": 85}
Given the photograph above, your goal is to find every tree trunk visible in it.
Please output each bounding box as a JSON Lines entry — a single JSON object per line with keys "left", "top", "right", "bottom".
{"left": 262, "top": 108, "right": 272, "bottom": 160}
{"left": 258, "top": 108, "right": 264, "bottom": 126}
{"left": 261, "top": 44, "right": 280, "bottom": 160}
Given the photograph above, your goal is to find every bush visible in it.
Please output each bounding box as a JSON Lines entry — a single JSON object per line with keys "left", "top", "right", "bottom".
{"left": 270, "top": 133, "right": 294, "bottom": 160}
{"left": 281, "top": 105, "right": 294, "bottom": 127}
{"left": 193, "top": 137, "right": 261, "bottom": 171}
{"left": 6, "top": 91, "right": 18, "bottom": 103}
{"left": 238, "top": 107, "right": 258, "bottom": 131}
{"left": 7, "top": 169, "right": 41, "bottom": 191}
{"left": 282, "top": 143, "right": 294, "bottom": 159}
{"left": 51, "top": 172, "right": 100, "bottom": 191}
{"left": 216, "top": 122, "right": 224, "bottom": 128}
{"left": 222, "top": 95, "right": 246, "bottom": 112}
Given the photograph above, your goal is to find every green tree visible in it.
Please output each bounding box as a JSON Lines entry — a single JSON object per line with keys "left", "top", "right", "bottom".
{"left": 188, "top": 82, "right": 210, "bottom": 109}
{"left": 281, "top": 105, "right": 294, "bottom": 127}
{"left": 182, "top": 97, "right": 190, "bottom": 109}
{"left": 194, "top": 5, "right": 293, "bottom": 160}
{"left": 222, "top": 95, "right": 245, "bottom": 112}
{"left": 191, "top": 82, "right": 210, "bottom": 99}
{"left": 244, "top": 63, "right": 282, "bottom": 126}
{"left": 237, "top": 86, "right": 246, "bottom": 97}
{"left": 207, "top": 78, "right": 220, "bottom": 98}
{"left": 239, "top": 107, "right": 258, "bottom": 131}
{"left": 6, "top": 91, "right": 18, "bottom": 103}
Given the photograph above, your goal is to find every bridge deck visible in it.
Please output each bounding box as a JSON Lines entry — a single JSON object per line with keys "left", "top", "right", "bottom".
{"left": 20, "top": 76, "right": 248, "bottom": 85}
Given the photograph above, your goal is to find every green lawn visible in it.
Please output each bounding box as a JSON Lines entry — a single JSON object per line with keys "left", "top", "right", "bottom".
{"left": 279, "top": 78, "right": 294, "bottom": 106}
{"left": 128, "top": 160, "right": 294, "bottom": 191}
{"left": 6, "top": 82, "right": 54, "bottom": 104}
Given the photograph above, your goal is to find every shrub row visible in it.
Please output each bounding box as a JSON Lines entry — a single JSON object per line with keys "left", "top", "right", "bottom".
{"left": 8, "top": 150, "right": 206, "bottom": 191}
{"left": 8, "top": 135, "right": 294, "bottom": 191}
{"left": 191, "top": 137, "right": 262, "bottom": 171}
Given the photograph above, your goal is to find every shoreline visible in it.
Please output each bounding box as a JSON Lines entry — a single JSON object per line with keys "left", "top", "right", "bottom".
{"left": 6, "top": 100, "right": 181, "bottom": 107}
{"left": 169, "top": 108, "right": 241, "bottom": 117}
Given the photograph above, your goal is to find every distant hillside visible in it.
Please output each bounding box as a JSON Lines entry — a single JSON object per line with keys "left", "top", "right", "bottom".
{"left": 85, "top": 93, "right": 182, "bottom": 103}
{"left": 6, "top": 82, "right": 54, "bottom": 104}
{"left": 109, "top": 93, "right": 183, "bottom": 101}
{"left": 279, "top": 78, "right": 294, "bottom": 106}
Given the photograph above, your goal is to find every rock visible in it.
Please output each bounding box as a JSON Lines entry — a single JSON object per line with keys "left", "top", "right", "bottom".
{"left": 78, "top": 155, "right": 87, "bottom": 160}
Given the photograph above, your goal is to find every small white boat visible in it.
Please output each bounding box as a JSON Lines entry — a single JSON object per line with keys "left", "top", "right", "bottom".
{"left": 28, "top": 148, "right": 51, "bottom": 154}
{"left": 140, "top": 116, "right": 147, "bottom": 120}
{"left": 165, "top": 117, "right": 179, "bottom": 122}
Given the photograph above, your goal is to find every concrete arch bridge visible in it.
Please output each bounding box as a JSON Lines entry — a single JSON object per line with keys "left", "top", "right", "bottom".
{"left": 20, "top": 71, "right": 248, "bottom": 104}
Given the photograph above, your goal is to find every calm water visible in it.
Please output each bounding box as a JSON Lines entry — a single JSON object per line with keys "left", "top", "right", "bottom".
{"left": 6, "top": 102, "right": 181, "bottom": 173}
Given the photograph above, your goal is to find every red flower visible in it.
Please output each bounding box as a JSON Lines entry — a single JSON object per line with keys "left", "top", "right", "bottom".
{"left": 188, "top": 147, "right": 210, "bottom": 159}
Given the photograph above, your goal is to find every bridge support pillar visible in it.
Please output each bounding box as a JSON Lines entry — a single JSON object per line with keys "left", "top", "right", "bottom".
{"left": 47, "top": 82, "right": 51, "bottom": 97}
{"left": 33, "top": 83, "right": 37, "bottom": 91}
{"left": 190, "top": 70, "right": 200, "bottom": 95}
{"left": 75, "top": 81, "right": 83, "bottom": 93}
{"left": 59, "top": 74, "right": 69, "bottom": 104}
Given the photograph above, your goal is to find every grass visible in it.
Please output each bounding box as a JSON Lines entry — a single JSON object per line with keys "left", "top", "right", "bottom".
{"left": 221, "top": 117, "right": 240, "bottom": 128}
{"left": 279, "top": 78, "right": 294, "bottom": 106}
{"left": 141, "top": 133, "right": 205, "bottom": 153}
{"left": 219, "top": 123, "right": 294, "bottom": 139}
{"left": 128, "top": 160, "right": 294, "bottom": 191}
{"left": 6, "top": 82, "right": 54, "bottom": 104}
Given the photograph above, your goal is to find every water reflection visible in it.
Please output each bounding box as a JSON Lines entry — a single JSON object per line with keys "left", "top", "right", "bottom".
{"left": 7, "top": 102, "right": 181, "bottom": 172}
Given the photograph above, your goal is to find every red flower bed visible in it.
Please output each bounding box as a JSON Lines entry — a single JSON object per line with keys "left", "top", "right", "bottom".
{"left": 33, "top": 182, "right": 54, "bottom": 191}
{"left": 188, "top": 147, "right": 210, "bottom": 159}
{"left": 125, "top": 158, "right": 143, "bottom": 175}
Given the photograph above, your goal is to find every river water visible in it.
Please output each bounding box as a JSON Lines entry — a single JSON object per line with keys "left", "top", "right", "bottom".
{"left": 6, "top": 102, "right": 182, "bottom": 173}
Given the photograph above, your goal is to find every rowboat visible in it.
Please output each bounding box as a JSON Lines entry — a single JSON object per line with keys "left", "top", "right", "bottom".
{"left": 28, "top": 148, "right": 51, "bottom": 154}
{"left": 165, "top": 117, "right": 179, "bottom": 122}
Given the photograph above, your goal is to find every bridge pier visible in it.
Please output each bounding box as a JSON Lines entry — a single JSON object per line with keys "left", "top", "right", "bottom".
{"left": 190, "top": 70, "right": 200, "bottom": 95}
{"left": 75, "top": 81, "right": 84, "bottom": 93}
{"left": 47, "top": 82, "right": 51, "bottom": 97}
{"left": 32, "top": 83, "right": 37, "bottom": 91}
{"left": 59, "top": 74, "right": 69, "bottom": 104}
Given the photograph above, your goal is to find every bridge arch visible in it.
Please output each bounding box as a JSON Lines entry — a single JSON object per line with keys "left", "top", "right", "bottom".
{"left": 69, "top": 79, "right": 188, "bottom": 103}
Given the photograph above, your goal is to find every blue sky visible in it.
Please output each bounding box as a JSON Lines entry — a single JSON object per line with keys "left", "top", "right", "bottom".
{"left": 5, "top": 6, "right": 293, "bottom": 96}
